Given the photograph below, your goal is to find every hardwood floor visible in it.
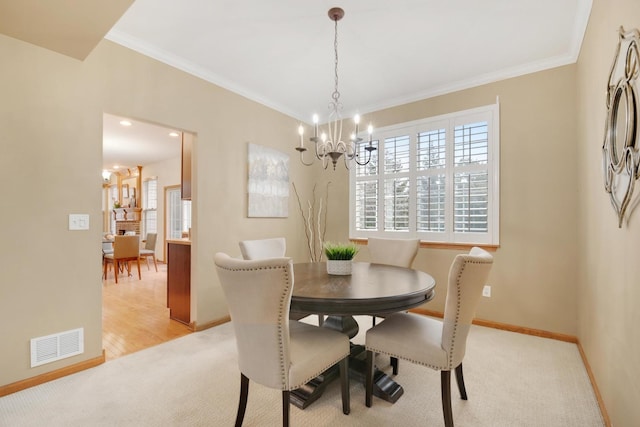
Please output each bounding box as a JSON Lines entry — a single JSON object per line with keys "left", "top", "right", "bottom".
{"left": 102, "top": 260, "right": 192, "bottom": 361}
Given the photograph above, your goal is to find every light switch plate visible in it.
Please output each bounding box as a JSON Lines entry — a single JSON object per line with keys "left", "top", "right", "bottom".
{"left": 69, "top": 214, "right": 90, "bottom": 230}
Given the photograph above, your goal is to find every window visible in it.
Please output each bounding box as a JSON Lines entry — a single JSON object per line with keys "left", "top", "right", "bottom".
{"left": 142, "top": 178, "right": 158, "bottom": 238}
{"left": 109, "top": 184, "right": 118, "bottom": 234}
{"left": 167, "top": 187, "right": 191, "bottom": 239}
{"left": 350, "top": 104, "right": 499, "bottom": 245}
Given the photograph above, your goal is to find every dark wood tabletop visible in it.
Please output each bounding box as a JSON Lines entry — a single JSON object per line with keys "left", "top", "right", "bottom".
{"left": 291, "top": 262, "right": 436, "bottom": 316}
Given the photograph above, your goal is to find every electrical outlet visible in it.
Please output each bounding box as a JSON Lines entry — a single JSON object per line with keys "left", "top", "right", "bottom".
{"left": 482, "top": 285, "right": 491, "bottom": 297}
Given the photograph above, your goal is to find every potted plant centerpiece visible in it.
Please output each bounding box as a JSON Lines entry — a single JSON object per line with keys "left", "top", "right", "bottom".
{"left": 324, "top": 241, "right": 359, "bottom": 275}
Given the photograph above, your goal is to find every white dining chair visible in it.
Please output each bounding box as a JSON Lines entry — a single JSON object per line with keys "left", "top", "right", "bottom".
{"left": 239, "top": 237, "right": 323, "bottom": 324}
{"left": 367, "top": 237, "right": 420, "bottom": 373}
{"left": 364, "top": 247, "right": 494, "bottom": 427}
{"left": 368, "top": 237, "right": 420, "bottom": 268}
{"left": 239, "top": 237, "right": 286, "bottom": 260}
{"left": 214, "top": 253, "right": 350, "bottom": 427}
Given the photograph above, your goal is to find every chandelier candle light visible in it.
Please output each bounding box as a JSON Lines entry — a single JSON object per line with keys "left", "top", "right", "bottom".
{"left": 296, "top": 7, "right": 377, "bottom": 170}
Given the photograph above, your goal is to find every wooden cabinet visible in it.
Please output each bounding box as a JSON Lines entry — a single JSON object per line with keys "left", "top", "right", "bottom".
{"left": 167, "top": 240, "right": 191, "bottom": 325}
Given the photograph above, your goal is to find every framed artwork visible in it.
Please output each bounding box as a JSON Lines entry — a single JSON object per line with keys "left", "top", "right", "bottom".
{"left": 247, "top": 143, "right": 289, "bottom": 217}
{"left": 122, "top": 184, "right": 129, "bottom": 199}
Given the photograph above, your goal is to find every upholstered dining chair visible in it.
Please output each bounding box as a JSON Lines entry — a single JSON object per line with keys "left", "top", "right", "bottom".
{"left": 368, "top": 237, "right": 420, "bottom": 373}
{"left": 139, "top": 233, "right": 158, "bottom": 271}
{"left": 238, "top": 237, "right": 321, "bottom": 324}
{"left": 368, "top": 237, "right": 420, "bottom": 268}
{"left": 364, "top": 247, "right": 494, "bottom": 427}
{"left": 103, "top": 235, "right": 141, "bottom": 284}
{"left": 214, "top": 253, "right": 350, "bottom": 427}
{"left": 239, "top": 237, "right": 286, "bottom": 260}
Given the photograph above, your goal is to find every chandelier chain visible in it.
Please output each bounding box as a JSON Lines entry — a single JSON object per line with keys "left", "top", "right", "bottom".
{"left": 332, "top": 17, "right": 340, "bottom": 103}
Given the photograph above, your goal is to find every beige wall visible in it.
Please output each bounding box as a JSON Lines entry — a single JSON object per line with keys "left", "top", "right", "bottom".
{"left": 2, "top": 2, "right": 639, "bottom": 422}
{"left": 326, "top": 65, "right": 580, "bottom": 336}
{"left": 0, "top": 35, "right": 315, "bottom": 386}
{"left": 576, "top": 0, "right": 640, "bottom": 425}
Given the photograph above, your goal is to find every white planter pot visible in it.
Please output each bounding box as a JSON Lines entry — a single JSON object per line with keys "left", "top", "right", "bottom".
{"left": 326, "top": 260, "right": 352, "bottom": 275}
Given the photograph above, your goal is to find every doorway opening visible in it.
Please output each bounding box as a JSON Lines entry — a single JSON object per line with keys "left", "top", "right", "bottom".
{"left": 101, "top": 113, "right": 194, "bottom": 360}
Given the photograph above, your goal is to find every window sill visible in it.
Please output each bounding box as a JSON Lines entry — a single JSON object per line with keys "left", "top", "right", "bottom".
{"left": 350, "top": 238, "right": 499, "bottom": 252}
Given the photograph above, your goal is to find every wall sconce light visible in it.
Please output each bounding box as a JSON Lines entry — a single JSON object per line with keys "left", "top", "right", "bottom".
{"left": 102, "top": 170, "right": 111, "bottom": 183}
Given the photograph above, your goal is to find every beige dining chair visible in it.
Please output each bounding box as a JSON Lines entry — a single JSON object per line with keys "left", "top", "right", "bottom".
{"left": 103, "top": 235, "right": 141, "bottom": 284}
{"left": 139, "top": 233, "right": 158, "bottom": 271}
{"left": 368, "top": 237, "right": 420, "bottom": 373}
{"left": 364, "top": 247, "right": 494, "bottom": 427}
{"left": 214, "top": 253, "right": 350, "bottom": 427}
{"left": 368, "top": 237, "right": 420, "bottom": 268}
{"left": 239, "top": 237, "right": 286, "bottom": 260}
{"left": 239, "top": 237, "right": 321, "bottom": 324}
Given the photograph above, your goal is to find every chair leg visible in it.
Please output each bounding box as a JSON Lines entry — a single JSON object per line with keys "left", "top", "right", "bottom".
{"left": 235, "top": 373, "right": 249, "bottom": 427}
{"left": 391, "top": 357, "right": 399, "bottom": 375}
{"left": 136, "top": 258, "right": 142, "bottom": 280}
{"left": 339, "top": 356, "right": 350, "bottom": 415}
{"left": 152, "top": 254, "right": 158, "bottom": 272}
{"left": 365, "top": 350, "right": 374, "bottom": 407}
{"left": 441, "top": 370, "right": 454, "bottom": 427}
{"left": 282, "top": 390, "right": 290, "bottom": 427}
{"left": 455, "top": 363, "right": 467, "bottom": 400}
{"left": 114, "top": 260, "right": 119, "bottom": 284}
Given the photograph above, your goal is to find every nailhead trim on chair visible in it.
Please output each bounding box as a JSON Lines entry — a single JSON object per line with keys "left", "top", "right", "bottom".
{"left": 277, "top": 266, "right": 290, "bottom": 390}
{"left": 218, "top": 262, "right": 349, "bottom": 390}
{"left": 366, "top": 257, "right": 493, "bottom": 372}
{"left": 216, "top": 264, "right": 292, "bottom": 389}
{"left": 447, "top": 263, "right": 465, "bottom": 370}
{"left": 446, "top": 257, "right": 493, "bottom": 369}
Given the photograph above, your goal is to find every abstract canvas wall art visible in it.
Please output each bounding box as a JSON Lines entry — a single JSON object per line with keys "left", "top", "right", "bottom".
{"left": 247, "top": 143, "right": 289, "bottom": 217}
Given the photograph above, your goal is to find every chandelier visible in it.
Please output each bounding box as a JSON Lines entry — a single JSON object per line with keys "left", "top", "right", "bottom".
{"left": 295, "top": 7, "right": 376, "bottom": 170}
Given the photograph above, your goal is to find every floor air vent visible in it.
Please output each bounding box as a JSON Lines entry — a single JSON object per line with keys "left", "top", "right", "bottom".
{"left": 30, "top": 328, "right": 84, "bottom": 367}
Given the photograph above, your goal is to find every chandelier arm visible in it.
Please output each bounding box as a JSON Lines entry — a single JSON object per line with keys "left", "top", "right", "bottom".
{"left": 343, "top": 153, "right": 351, "bottom": 170}
{"left": 313, "top": 138, "right": 325, "bottom": 161}
{"left": 321, "top": 155, "right": 330, "bottom": 170}
{"left": 296, "top": 148, "right": 315, "bottom": 166}
{"left": 353, "top": 149, "right": 373, "bottom": 166}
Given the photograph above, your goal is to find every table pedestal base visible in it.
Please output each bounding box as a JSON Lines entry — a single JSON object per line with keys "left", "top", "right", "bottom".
{"left": 290, "top": 315, "right": 404, "bottom": 409}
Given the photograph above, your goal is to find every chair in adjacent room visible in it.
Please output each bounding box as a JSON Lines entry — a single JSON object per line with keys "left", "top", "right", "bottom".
{"left": 214, "top": 253, "right": 350, "bottom": 427}
{"left": 364, "top": 247, "right": 494, "bottom": 427}
{"left": 139, "top": 232, "right": 158, "bottom": 272}
{"left": 367, "top": 237, "right": 420, "bottom": 373}
{"left": 103, "top": 235, "right": 142, "bottom": 284}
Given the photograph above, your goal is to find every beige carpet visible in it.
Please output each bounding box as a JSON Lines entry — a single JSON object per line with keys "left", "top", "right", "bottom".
{"left": 0, "top": 316, "right": 604, "bottom": 426}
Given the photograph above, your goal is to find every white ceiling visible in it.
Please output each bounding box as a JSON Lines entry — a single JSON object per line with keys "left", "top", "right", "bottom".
{"left": 102, "top": 113, "right": 182, "bottom": 172}
{"left": 102, "top": 0, "right": 592, "bottom": 168}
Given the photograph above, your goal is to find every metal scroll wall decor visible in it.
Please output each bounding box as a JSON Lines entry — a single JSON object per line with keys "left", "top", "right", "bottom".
{"left": 603, "top": 26, "right": 640, "bottom": 228}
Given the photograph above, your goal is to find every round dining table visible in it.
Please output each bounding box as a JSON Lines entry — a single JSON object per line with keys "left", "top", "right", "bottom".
{"left": 291, "top": 261, "right": 435, "bottom": 317}
{"left": 288, "top": 261, "right": 436, "bottom": 409}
